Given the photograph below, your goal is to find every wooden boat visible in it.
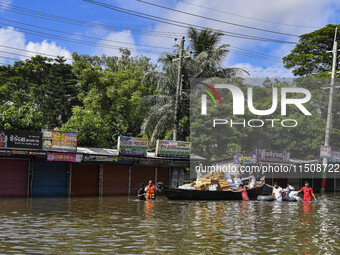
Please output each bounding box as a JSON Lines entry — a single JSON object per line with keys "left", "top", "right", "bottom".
{"left": 164, "top": 185, "right": 264, "bottom": 200}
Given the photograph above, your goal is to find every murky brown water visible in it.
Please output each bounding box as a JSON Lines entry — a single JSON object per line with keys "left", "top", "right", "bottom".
{"left": 0, "top": 193, "right": 339, "bottom": 254}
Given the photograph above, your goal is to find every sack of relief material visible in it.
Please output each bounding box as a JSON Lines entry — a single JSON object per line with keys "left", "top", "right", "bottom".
{"left": 178, "top": 185, "right": 196, "bottom": 190}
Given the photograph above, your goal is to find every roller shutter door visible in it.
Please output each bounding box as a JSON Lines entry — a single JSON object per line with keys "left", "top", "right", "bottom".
{"left": 157, "top": 167, "right": 170, "bottom": 186}
{"left": 103, "top": 164, "right": 129, "bottom": 196}
{"left": 32, "top": 160, "right": 69, "bottom": 196}
{"left": 0, "top": 159, "right": 28, "bottom": 197}
{"left": 131, "top": 166, "right": 155, "bottom": 195}
{"left": 71, "top": 163, "right": 99, "bottom": 196}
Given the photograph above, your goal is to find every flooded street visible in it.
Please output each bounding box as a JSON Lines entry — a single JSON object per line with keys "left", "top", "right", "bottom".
{"left": 0, "top": 194, "right": 339, "bottom": 254}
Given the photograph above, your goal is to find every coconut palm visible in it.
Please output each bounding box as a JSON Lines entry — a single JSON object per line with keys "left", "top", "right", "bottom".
{"left": 142, "top": 27, "right": 245, "bottom": 143}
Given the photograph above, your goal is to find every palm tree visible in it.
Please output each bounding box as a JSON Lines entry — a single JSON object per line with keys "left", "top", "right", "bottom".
{"left": 142, "top": 27, "right": 245, "bottom": 143}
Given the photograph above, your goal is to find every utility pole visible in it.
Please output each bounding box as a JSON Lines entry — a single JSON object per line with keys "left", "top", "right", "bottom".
{"left": 173, "top": 36, "right": 185, "bottom": 141}
{"left": 321, "top": 28, "right": 338, "bottom": 193}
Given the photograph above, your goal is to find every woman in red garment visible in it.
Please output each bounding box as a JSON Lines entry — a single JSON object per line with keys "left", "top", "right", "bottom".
{"left": 232, "top": 184, "right": 249, "bottom": 201}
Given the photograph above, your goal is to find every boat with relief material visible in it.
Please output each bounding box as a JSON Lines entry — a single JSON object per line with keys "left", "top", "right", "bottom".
{"left": 163, "top": 184, "right": 264, "bottom": 200}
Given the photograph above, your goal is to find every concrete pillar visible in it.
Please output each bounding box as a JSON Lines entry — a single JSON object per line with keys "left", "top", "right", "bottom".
{"left": 128, "top": 165, "right": 132, "bottom": 196}
{"left": 99, "top": 164, "right": 103, "bottom": 197}
{"left": 155, "top": 167, "right": 158, "bottom": 184}
{"left": 68, "top": 163, "right": 72, "bottom": 197}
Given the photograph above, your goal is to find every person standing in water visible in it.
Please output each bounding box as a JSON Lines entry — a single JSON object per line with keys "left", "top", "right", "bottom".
{"left": 137, "top": 183, "right": 146, "bottom": 200}
{"left": 298, "top": 181, "right": 317, "bottom": 201}
{"left": 145, "top": 180, "right": 157, "bottom": 200}
{"left": 232, "top": 184, "right": 249, "bottom": 201}
{"left": 265, "top": 183, "right": 283, "bottom": 201}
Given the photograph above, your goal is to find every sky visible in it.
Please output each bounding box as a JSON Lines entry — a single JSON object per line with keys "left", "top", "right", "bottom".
{"left": 0, "top": 0, "right": 340, "bottom": 77}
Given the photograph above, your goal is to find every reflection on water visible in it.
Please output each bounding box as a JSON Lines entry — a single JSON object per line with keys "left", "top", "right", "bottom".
{"left": 0, "top": 194, "right": 339, "bottom": 254}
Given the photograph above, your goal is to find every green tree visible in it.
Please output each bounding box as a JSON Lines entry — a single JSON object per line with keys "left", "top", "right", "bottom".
{"left": 0, "top": 56, "right": 78, "bottom": 131}
{"left": 63, "top": 50, "right": 158, "bottom": 147}
{"left": 142, "top": 27, "right": 244, "bottom": 143}
{"left": 283, "top": 24, "right": 340, "bottom": 76}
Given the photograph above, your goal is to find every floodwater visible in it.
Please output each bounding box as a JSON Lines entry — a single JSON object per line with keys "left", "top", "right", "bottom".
{"left": 0, "top": 194, "right": 339, "bottom": 255}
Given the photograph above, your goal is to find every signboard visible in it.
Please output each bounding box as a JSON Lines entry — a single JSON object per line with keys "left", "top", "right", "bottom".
{"left": 47, "top": 152, "right": 78, "bottom": 162}
{"left": 83, "top": 155, "right": 115, "bottom": 162}
{"left": 329, "top": 151, "right": 340, "bottom": 162}
{"left": 156, "top": 140, "right": 191, "bottom": 158}
{"left": 256, "top": 149, "right": 290, "bottom": 163}
{"left": 11, "top": 150, "right": 29, "bottom": 155}
{"left": 234, "top": 154, "right": 257, "bottom": 164}
{"left": 42, "top": 130, "right": 77, "bottom": 152}
{"left": 320, "top": 146, "right": 331, "bottom": 158}
{"left": 0, "top": 130, "right": 42, "bottom": 149}
{"left": 117, "top": 136, "right": 148, "bottom": 157}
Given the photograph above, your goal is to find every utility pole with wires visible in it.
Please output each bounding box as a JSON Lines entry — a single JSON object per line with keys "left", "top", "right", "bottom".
{"left": 321, "top": 27, "right": 339, "bottom": 193}
{"left": 172, "top": 36, "right": 185, "bottom": 141}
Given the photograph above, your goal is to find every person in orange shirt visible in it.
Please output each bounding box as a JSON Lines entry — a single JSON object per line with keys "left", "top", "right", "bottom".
{"left": 145, "top": 180, "right": 157, "bottom": 200}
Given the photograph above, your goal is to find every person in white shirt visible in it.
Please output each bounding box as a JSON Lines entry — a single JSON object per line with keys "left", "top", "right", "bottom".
{"left": 283, "top": 183, "right": 295, "bottom": 200}
{"left": 241, "top": 172, "right": 257, "bottom": 189}
{"left": 265, "top": 183, "right": 283, "bottom": 201}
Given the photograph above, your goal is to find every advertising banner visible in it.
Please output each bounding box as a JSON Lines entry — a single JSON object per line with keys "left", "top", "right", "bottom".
{"left": 117, "top": 136, "right": 148, "bottom": 156}
{"left": 320, "top": 146, "right": 331, "bottom": 158}
{"left": 0, "top": 130, "right": 42, "bottom": 149}
{"left": 47, "top": 152, "right": 77, "bottom": 162}
{"left": 256, "top": 149, "right": 290, "bottom": 163}
{"left": 329, "top": 151, "right": 340, "bottom": 163}
{"left": 156, "top": 140, "right": 191, "bottom": 158}
{"left": 42, "top": 130, "right": 77, "bottom": 152}
{"left": 83, "top": 155, "right": 115, "bottom": 162}
{"left": 233, "top": 154, "right": 257, "bottom": 164}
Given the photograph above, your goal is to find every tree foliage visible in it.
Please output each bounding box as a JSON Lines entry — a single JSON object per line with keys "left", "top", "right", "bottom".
{"left": 283, "top": 24, "right": 340, "bottom": 76}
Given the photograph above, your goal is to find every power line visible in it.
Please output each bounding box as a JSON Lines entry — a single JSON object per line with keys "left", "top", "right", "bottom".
{"left": 0, "top": 18, "right": 283, "bottom": 62}
{"left": 0, "top": 17, "right": 173, "bottom": 50}
{"left": 229, "top": 46, "right": 282, "bottom": 60}
{"left": 0, "top": 1, "right": 184, "bottom": 38}
{"left": 0, "top": 23, "right": 165, "bottom": 55}
{"left": 0, "top": 55, "right": 20, "bottom": 61}
{"left": 0, "top": 44, "right": 73, "bottom": 60}
{"left": 175, "top": 0, "right": 321, "bottom": 29}
{"left": 0, "top": 1, "right": 292, "bottom": 62}
{"left": 136, "top": 0, "right": 299, "bottom": 37}
{"left": 229, "top": 49, "right": 282, "bottom": 63}
{"left": 83, "top": 0, "right": 298, "bottom": 44}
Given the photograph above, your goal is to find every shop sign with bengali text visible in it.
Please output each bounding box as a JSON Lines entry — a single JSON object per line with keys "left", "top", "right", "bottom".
{"left": 42, "top": 130, "right": 77, "bottom": 152}
{"left": 156, "top": 140, "right": 191, "bottom": 158}
{"left": 233, "top": 154, "right": 257, "bottom": 164}
{"left": 117, "top": 137, "right": 148, "bottom": 156}
{"left": 47, "top": 152, "right": 79, "bottom": 162}
{"left": 83, "top": 155, "right": 115, "bottom": 162}
{"left": 256, "top": 149, "right": 290, "bottom": 163}
{"left": 0, "top": 130, "right": 42, "bottom": 149}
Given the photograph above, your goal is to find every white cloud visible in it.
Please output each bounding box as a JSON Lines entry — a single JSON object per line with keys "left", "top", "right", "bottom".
{"left": 0, "top": 26, "right": 26, "bottom": 64}
{"left": 138, "top": 0, "right": 340, "bottom": 74}
{"left": 0, "top": 27, "right": 72, "bottom": 64}
{"left": 25, "top": 40, "right": 72, "bottom": 62}
{"left": 94, "top": 30, "right": 136, "bottom": 57}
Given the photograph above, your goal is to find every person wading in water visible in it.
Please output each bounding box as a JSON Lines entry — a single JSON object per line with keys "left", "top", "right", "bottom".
{"left": 137, "top": 183, "right": 146, "bottom": 200}
{"left": 145, "top": 180, "right": 157, "bottom": 200}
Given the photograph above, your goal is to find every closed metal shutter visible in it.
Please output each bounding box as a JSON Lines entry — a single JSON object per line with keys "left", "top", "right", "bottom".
{"left": 71, "top": 163, "right": 99, "bottom": 196}
{"left": 131, "top": 166, "right": 155, "bottom": 195}
{"left": 157, "top": 167, "right": 169, "bottom": 186}
{"left": 32, "top": 160, "right": 69, "bottom": 196}
{"left": 0, "top": 159, "right": 28, "bottom": 197}
{"left": 103, "top": 164, "right": 129, "bottom": 196}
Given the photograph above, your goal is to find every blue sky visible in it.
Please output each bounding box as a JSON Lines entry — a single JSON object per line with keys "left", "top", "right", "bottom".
{"left": 1, "top": 0, "right": 340, "bottom": 77}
